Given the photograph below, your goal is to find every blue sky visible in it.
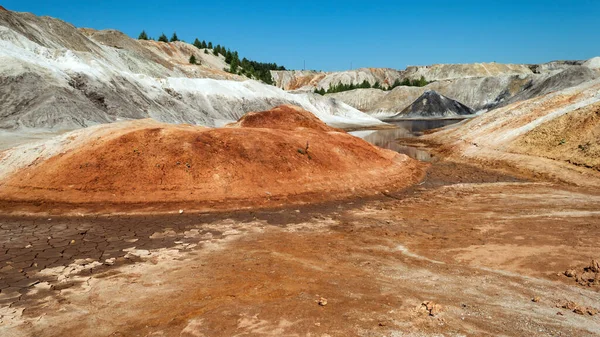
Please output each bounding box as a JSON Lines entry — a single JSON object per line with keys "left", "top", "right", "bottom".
{"left": 3, "top": 0, "right": 599, "bottom": 71}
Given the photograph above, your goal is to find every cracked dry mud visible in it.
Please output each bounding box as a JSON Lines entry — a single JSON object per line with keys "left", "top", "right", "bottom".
{"left": 1, "top": 161, "right": 600, "bottom": 336}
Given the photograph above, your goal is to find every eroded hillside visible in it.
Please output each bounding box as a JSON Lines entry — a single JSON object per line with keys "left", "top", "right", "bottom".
{"left": 0, "top": 9, "right": 381, "bottom": 131}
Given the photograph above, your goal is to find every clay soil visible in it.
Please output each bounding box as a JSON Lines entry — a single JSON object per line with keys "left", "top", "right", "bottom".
{"left": 1, "top": 155, "right": 600, "bottom": 336}
{"left": 0, "top": 106, "right": 426, "bottom": 214}
{"left": 510, "top": 101, "right": 600, "bottom": 171}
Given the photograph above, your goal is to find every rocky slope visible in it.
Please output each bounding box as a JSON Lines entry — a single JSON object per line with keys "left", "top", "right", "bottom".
{"left": 272, "top": 62, "right": 545, "bottom": 92}
{"left": 401, "top": 62, "right": 533, "bottom": 82}
{"left": 271, "top": 68, "right": 403, "bottom": 91}
{"left": 422, "top": 78, "right": 600, "bottom": 187}
{"left": 0, "top": 9, "right": 382, "bottom": 131}
{"left": 328, "top": 63, "right": 598, "bottom": 118}
{"left": 388, "top": 90, "right": 474, "bottom": 119}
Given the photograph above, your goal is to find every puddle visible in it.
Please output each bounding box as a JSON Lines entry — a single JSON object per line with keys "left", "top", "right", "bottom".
{"left": 389, "top": 119, "right": 465, "bottom": 134}
{"left": 351, "top": 119, "right": 463, "bottom": 162}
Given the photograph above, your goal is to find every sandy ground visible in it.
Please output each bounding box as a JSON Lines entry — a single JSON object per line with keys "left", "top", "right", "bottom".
{"left": 1, "top": 160, "right": 599, "bottom": 336}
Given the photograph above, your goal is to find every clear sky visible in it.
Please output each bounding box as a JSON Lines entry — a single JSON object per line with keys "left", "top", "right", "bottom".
{"left": 3, "top": 0, "right": 599, "bottom": 71}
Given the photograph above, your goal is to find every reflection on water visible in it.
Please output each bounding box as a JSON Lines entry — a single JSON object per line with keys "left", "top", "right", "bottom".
{"left": 351, "top": 119, "right": 463, "bottom": 162}
{"left": 388, "top": 119, "right": 464, "bottom": 134}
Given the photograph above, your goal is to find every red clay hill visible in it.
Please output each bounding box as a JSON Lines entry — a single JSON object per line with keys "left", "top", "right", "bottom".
{"left": 0, "top": 105, "right": 427, "bottom": 214}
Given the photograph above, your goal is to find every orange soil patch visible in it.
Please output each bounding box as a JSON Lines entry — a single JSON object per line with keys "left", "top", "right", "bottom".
{"left": 229, "top": 105, "right": 338, "bottom": 132}
{"left": 0, "top": 105, "right": 426, "bottom": 212}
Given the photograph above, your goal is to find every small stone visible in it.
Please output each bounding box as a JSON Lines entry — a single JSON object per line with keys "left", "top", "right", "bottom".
{"left": 25, "top": 244, "right": 32, "bottom": 248}
{"left": 422, "top": 301, "right": 442, "bottom": 316}
{"left": 559, "top": 301, "right": 578, "bottom": 311}
{"left": 179, "top": 209, "right": 184, "bottom": 214}
{"left": 564, "top": 269, "right": 577, "bottom": 278}
{"left": 317, "top": 297, "right": 327, "bottom": 306}
{"left": 0, "top": 265, "right": 14, "bottom": 272}
{"left": 532, "top": 296, "right": 540, "bottom": 303}
{"left": 589, "top": 259, "right": 600, "bottom": 273}
{"left": 70, "top": 240, "right": 76, "bottom": 245}
{"left": 557, "top": 312, "right": 564, "bottom": 316}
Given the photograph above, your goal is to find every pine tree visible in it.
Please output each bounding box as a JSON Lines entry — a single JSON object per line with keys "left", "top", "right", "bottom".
{"left": 189, "top": 54, "right": 197, "bottom": 65}
{"left": 193, "top": 38, "right": 202, "bottom": 49}
{"left": 212, "top": 48, "right": 218, "bottom": 56}
{"left": 207, "top": 42, "right": 213, "bottom": 49}
{"left": 138, "top": 30, "right": 149, "bottom": 40}
{"left": 225, "top": 49, "right": 233, "bottom": 64}
{"left": 229, "top": 57, "right": 239, "bottom": 73}
{"left": 201, "top": 40, "right": 207, "bottom": 48}
{"left": 158, "top": 33, "right": 168, "bottom": 42}
{"left": 170, "top": 32, "right": 179, "bottom": 42}
{"left": 204, "top": 49, "right": 209, "bottom": 54}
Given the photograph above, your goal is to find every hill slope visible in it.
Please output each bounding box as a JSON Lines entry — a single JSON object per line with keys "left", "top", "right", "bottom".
{"left": 0, "top": 9, "right": 382, "bottom": 131}
{"left": 328, "top": 64, "right": 598, "bottom": 117}
{"left": 0, "top": 105, "right": 426, "bottom": 213}
{"left": 391, "top": 90, "right": 474, "bottom": 119}
{"left": 423, "top": 78, "right": 600, "bottom": 187}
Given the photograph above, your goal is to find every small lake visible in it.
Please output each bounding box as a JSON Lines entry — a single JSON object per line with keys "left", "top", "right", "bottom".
{"left": 351, "top": 119, "right": 464, "bottom": 162}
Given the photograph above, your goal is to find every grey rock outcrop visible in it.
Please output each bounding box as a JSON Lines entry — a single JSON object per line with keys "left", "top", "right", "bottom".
{"left": 388, "top": 91, "right": 474, "bottom": 119}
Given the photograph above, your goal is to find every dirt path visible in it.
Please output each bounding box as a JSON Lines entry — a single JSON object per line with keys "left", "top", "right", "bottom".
{"left": 1, "top": 161, "right": 599, "bottom": 336}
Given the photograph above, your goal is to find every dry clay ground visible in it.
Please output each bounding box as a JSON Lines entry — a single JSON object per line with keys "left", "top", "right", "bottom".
{"left": 1, "top": 160, "right": 599, "bottom": 336}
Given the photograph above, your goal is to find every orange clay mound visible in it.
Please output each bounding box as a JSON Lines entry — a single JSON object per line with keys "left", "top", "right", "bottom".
{"left": 0, "top": 105, "right": 427, "bottom": 213}
{"left": 230, "top": 105, "right": 338, "bottom": 132}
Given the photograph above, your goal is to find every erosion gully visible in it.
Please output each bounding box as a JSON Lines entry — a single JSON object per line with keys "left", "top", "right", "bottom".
{"left": 1, "top": 120, "right": 599, "bottom": 336}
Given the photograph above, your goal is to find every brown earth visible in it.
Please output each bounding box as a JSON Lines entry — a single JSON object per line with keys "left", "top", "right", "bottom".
{"left": 0, "top": 105, "right": 426, "bottom": 214}
{"left": 510, "top": 101, "right": 600, "bottom": 171}
{"left": 412, "top": 79, "right": 600, "bottom": 188}
{"left": 2, "top": 159, "right": 600, "bottom": 336}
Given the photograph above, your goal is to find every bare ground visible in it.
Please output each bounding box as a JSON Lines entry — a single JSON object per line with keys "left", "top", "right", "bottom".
{"left": 1, "top": 160, "right": 599, "bottom": 336}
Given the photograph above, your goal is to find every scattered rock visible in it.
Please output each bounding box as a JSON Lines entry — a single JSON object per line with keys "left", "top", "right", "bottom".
{"left": 422, "top": 301, "right": 442, "bottom": 316}
{"left": 532, "top": 296, "right": 540, "bottom": 303}
{"left": 586, "top": 259, "right": 600, "bottom": 273}
{"left": 179, "top": 209, "right": 184, "bottom": 214}
{"left": 317, "top": 297, "right": 328, "bottom": 306}
{"left": 563, "top": 262, "right": 600, "bottom": 287}
{"left": 558, "top": 300, "right": 598, "bottom": 316}
{"left": 559, "top": 301, "right": 579, "bottom": 311}
{"left": 70, "top": 239, "right": 76, "bottom": 245}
